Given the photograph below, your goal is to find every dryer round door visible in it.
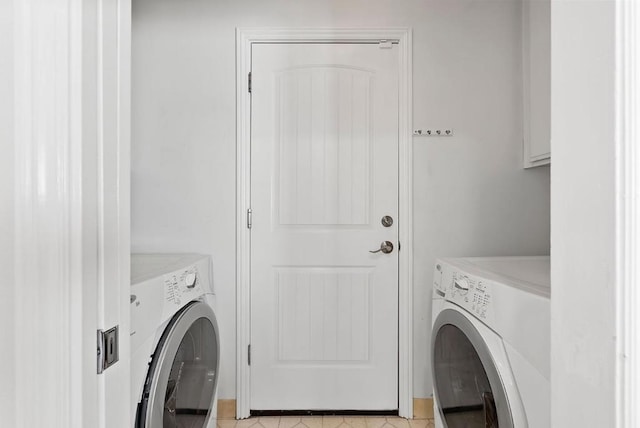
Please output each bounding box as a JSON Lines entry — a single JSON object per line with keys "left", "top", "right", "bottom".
{"left": 137, "top": 301, "right": 220, "bottom": 428}
{"left": 431, "top": 309, "right": 513, "bottom": 428}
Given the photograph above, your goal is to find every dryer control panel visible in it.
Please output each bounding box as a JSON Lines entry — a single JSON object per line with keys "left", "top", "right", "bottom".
{"left": 449, "top": 270, "right": 494, "bottom": 322}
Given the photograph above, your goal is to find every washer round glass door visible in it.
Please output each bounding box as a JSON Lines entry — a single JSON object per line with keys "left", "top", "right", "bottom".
{"left": 137, "top": 301, "right": 220, "bottom": 428}
{"left": 431, "top": 309, "right": 513, "bottom": 428}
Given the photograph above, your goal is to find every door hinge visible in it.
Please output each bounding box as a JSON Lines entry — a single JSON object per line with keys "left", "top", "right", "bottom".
{"left": 97, "top": 325, "right": 119, "bottom": 374}
{"left": 248, "top": 72, "right": 252, "bottom": 93}
{"left": 398, "top": 241, "right": 401, "bottom": 251}
{"left": 248, "top": 344, "right": 251, "bottom": 365}
{"left": 379, "top": 39, "right": 393, "bottom": 49}
{"left": 247, "top": 208, "right": 252, "bottom": 229}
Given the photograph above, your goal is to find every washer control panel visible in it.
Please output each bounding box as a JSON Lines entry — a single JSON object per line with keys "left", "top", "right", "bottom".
{"left": 450, "top": 270, "right": 493, "bottom": 321}
{"left": 162, "top": 265, "right": 203, "bottom": 318}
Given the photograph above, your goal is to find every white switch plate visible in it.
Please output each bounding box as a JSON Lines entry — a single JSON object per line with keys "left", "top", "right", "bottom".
{"left": 413, "top": 128, "right": 453, "bottom": 137}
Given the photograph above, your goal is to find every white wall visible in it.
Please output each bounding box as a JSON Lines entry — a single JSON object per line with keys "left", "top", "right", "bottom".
{"left": 550, "top": 1, "right": 616, "bottom": 426}
{"left": 131, "top": 0, "right": 551, "bottom": 399}
{"left": 0, "top": 0, "right": 14, "bottom": 424}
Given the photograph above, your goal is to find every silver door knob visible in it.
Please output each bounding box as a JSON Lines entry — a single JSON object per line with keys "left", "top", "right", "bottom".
{"left": 370, "top": 241, "right": 394, "bottom": 254}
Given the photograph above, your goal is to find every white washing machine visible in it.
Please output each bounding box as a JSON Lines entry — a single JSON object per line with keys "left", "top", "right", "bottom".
{"left": 431, "top": 256, "right": 550, "bottom": 428}
{"left": 131, "top": 254, "right": 220, "bottom": 428}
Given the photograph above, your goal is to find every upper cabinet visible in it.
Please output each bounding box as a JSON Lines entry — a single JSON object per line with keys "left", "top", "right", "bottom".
{"left": 523, "top": 0, "right": 551, "bottom": 168}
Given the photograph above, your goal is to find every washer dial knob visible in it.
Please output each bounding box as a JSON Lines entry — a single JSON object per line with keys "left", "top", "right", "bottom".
{"left": 454, "top": 276, "right": 470, "bottom": 294}
{"left": 185, "top": 272, "right": 197, "bottom": 288}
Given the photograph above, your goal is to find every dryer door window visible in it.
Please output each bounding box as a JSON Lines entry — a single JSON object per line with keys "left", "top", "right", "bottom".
{"left": 137, "top": 301, "right": 220, "bottom": 428}
{"left": 432, "top": 309, "right": 513, "bottom": 428}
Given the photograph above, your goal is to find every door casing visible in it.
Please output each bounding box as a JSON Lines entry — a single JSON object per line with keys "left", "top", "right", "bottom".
{"left": 12, "top": 0, "right": 131, "bottom": 426}
{"left": 235, "top": 27, "right": 413, "bottom": 419}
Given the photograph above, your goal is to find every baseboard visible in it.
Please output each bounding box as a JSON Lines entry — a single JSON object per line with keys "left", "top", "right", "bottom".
{"left": 218, "top": 398, "right": 434, "bottom": 420}
{"left": 218, "top": 399, "right": 237, "bottom": 420}
{"left": 413, "top": 398, "right": 434, "bottom": 419}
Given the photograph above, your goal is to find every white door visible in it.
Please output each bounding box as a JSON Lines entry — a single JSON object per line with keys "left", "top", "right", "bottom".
{"left": 250, "top": 43, "right": 399, "bottom": 411}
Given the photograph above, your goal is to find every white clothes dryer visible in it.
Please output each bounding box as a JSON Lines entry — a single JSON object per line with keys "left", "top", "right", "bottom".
{"left": 131, "top": 254, "right": 220, "bottom": 428}
{"left": 431, "top": 256, "right": 550, "bottom": 428}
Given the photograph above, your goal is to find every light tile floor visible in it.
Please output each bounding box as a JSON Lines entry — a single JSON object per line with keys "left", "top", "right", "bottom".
{"left": 217, "top": 416, "right": 435, "bottom": 428}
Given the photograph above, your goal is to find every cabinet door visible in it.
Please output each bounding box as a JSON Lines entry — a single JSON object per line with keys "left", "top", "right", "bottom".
{"left": 523, "top": 0, "right": 551, "bottom": 167}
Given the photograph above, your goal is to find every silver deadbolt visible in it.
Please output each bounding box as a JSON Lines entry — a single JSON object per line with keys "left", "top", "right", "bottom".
{"left": 369, "top": 241, "right": 394, "bottom": 254}
{"left": 381, "top": 215, "right": 393, "bottom": 227}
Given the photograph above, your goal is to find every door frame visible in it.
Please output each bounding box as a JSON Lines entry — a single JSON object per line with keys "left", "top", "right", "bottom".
{"left": 616, "top": 0, "right": 640, "bottom": 426}
{"left": 12, "top": 1, "right": 131, "bottom": 426}
{"left": 235, "top": 27, "right": 413, "bottom": 419}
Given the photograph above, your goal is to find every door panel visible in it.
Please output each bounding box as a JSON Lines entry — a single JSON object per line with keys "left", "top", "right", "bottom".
{"left": 250, "top": 43, "right": 399, "bottom": 411}
{"left": 275, "top": 268, "right": 371, "bottom": 363}
{"left": 275, "top": 66, "right": 372, "bottom": 226}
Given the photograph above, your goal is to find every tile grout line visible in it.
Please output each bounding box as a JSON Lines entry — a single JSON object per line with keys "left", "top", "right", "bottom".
{"left": 218, "top": 416, "right": 435, "bottom": 428}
